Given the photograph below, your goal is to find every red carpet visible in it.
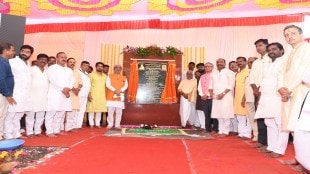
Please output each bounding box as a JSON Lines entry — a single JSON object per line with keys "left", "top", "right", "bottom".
{"left": 23, "top": 127, "right": 103, "bottom": 147}
{"left": 22, "top": 137, "right": 191, "bottom": 174}
{"left": 21, "top": 128, "right": 299, "bottom": 174}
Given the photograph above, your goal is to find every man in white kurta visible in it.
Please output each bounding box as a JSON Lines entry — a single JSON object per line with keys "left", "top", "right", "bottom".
{"left": 76, "top": 61, "right": 91, "bottom": 129}
{"left": 66, "top": 58, "right": 82, "bottom": 132}
{"left": 26, "top": 54, "right": 49, "bottom": 136}
{"left": 278, "top": 25, "right": 310, "bottom": 132}
{"left": 178, "top": 70, "right": 197, "bottom": 127}
{"left": 255, "top": 43, "right": 288, "bottom": 157}
{"left": 250, "top": 39, "right": 270, "bottom": 147}
{"left": 244, "top": 57, "right": 258, "bottom": 141}
{"left": 294, "top": 70, "right": 310, "bottom": 172}
{"left": 3, "top": 45, "right": 33, "bottom": 139}
{"left": 209, "top": 58, "right": 235, "bottom": 136}
{"left": 46, "top": 52, "right": 74, "bottom": 137}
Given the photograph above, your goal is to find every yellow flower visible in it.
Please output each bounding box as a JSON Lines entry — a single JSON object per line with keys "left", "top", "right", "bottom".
{"left": 14, "top": 150, "right": 23, "bottom": 158}
{"left": 0, "top": 151, "right": 9, "bottom": 158}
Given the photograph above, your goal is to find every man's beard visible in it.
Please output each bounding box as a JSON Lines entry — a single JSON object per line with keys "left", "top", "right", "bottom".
{"left": 198, "top": 69, "right": 205, "bottom": 73}
{"left": 19, "top": 54, "right": 30, "bottom": 61}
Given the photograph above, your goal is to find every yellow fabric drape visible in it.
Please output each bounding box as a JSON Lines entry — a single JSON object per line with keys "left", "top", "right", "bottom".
{"left": 128, "top": 60, "right": 139, "bottom": 103}
{"left": 160, "top": 61, "right": 177, "bottom": 103}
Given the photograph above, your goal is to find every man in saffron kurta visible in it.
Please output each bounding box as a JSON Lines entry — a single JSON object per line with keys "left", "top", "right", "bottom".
{"left": 178, "top": 70, "right": 197, "bottom": 127}
{"left": 234, "top": 57, "right": 252, "bottom": 139}
{"left": 106, "top": 65, "right": 128, "bottom": 129}
{"left": 86, "top": 62, "right": 107, "bottom": 128}
{"left": 66, "top": 58, "right": 82, "bottom": 131}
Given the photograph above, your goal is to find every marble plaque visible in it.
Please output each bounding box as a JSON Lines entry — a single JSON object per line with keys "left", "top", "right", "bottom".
{"left": 136, "top": 62, "right": 167, "bottom": 104}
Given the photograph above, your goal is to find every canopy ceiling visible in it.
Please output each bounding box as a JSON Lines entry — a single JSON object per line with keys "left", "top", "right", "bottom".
{"left": 1, "top": 0, "right": 310, "bottom": 24}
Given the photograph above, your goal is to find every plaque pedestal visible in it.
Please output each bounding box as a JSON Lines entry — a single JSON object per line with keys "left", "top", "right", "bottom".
{"left": 122, "top": 53, "right": 182, "bottom": 126}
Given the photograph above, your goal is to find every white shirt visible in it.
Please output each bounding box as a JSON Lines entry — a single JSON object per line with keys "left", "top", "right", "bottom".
{"left": 46, "top": 64, "right": 74, "bottom": 111}
{"left": 209, "top": 68, "right": 235, "bottom": 119}
{"left": 8, "top": 57, "right": 32, "bottom": 112}
{"left": 255, "top": 57, "right": 284, "bottom": 118}
{"left": 30, "top": 66, "right": 49, "bottom": 112}
{"left": 249, "top": 54, "right": 271, "bottom": 87}
{"left": 78, "top": 69, "right": 91, "bottom": 97}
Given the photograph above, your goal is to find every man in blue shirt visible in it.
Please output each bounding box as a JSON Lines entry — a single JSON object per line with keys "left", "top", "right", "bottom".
{"left": 0, "top": 42, "right": 16, "bottom": 140}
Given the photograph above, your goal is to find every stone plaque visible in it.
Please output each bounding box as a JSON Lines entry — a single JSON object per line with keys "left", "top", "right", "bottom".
{"left": 136, "top": 62, "right": 167, "bottom": 104}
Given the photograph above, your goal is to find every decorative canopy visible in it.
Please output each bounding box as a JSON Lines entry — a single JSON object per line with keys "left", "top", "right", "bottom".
{"left": 0, "top": 0, "right": 309, "bottom": 24}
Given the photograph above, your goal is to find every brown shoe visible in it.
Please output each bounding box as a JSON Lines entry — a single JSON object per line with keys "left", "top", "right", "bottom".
{"left": 280, "top": 159, "right": 299, "bottom": 165}
{"left": 266, "top": 152, "right": 283, "bottom": 158}
{"left": 27, "top": 134, "right": 35, "bottom": 138}
{"left": 257, "top": 146, "right": 268, "bottom": 152}
{"left": 251, "top": 142, "right": 265, "bottom": 148}
{"left": 229, "top": 132, "right": 238, "bottom": 136}
{"left": 291, "top": 165, "right": 303, "bottom": 172}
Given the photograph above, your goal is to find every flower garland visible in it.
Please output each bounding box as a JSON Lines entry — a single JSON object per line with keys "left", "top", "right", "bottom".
{"left": 123, "top": 45, "right": 183, "bottom": 58}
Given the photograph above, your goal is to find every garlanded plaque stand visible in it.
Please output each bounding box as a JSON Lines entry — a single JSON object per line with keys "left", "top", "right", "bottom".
{"left": 122, "top": 52, "right": 182, "bottom": 126}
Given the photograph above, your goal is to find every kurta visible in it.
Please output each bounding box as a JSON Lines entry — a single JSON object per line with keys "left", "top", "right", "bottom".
{"left": 30, "top": 66, "right": 49, "bottom": 112}
{"left": 106, "top": 74, "right": 128, "bottom": 109}
{"left": 244, "top": 75, "right": 254, "bottom": 103}
{"left": 294, "top": 71, "right": 310, "bottom": 171}
{"left": 255, "top": 57, "right": 283, "bottom": 119}
{"left": 278, "top": 42, "right": 310, "bottom": 131}
{"left": 178, "top": 78, "right": 197, "bottom": 103}
{"left": 8, "top": 57, "right": 32, "bottom": 112}
{"left": 46, "top": 64, "right": 74, "bottom": 111}
{"left": 86, "top": 72, "right": 107, "bottom": 112}
{"left": 210, "top": 68, "right": 235, "bottom": 119}
{"left": 178, "top": 78, "right": 197, "bottom": 126}
{"left": 296, "top": 70, "right": 310, "bottom": 131}
{"left": 78, "top": 69, "right": 91, "bottom": 97}
{"left": 70, "top": 69, "right": 83, "bottom": 110}
{"left": 234, "top": 68, "right": 249, "bottom": 115}
{"left": 249, "top": 54, "right": 270, "bottom": 87}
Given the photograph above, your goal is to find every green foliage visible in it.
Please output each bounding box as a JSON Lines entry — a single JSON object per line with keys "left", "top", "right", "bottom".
{"left": 123, "top": 45, "right": 182, "bottom": 58}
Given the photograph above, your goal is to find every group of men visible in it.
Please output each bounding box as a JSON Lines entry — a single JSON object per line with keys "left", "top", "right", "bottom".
{"left": 178, "top": 25, "right": 310, "bottom": 173}
{"left": 0, "top": 43, "right": 128, "bottom": 139}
